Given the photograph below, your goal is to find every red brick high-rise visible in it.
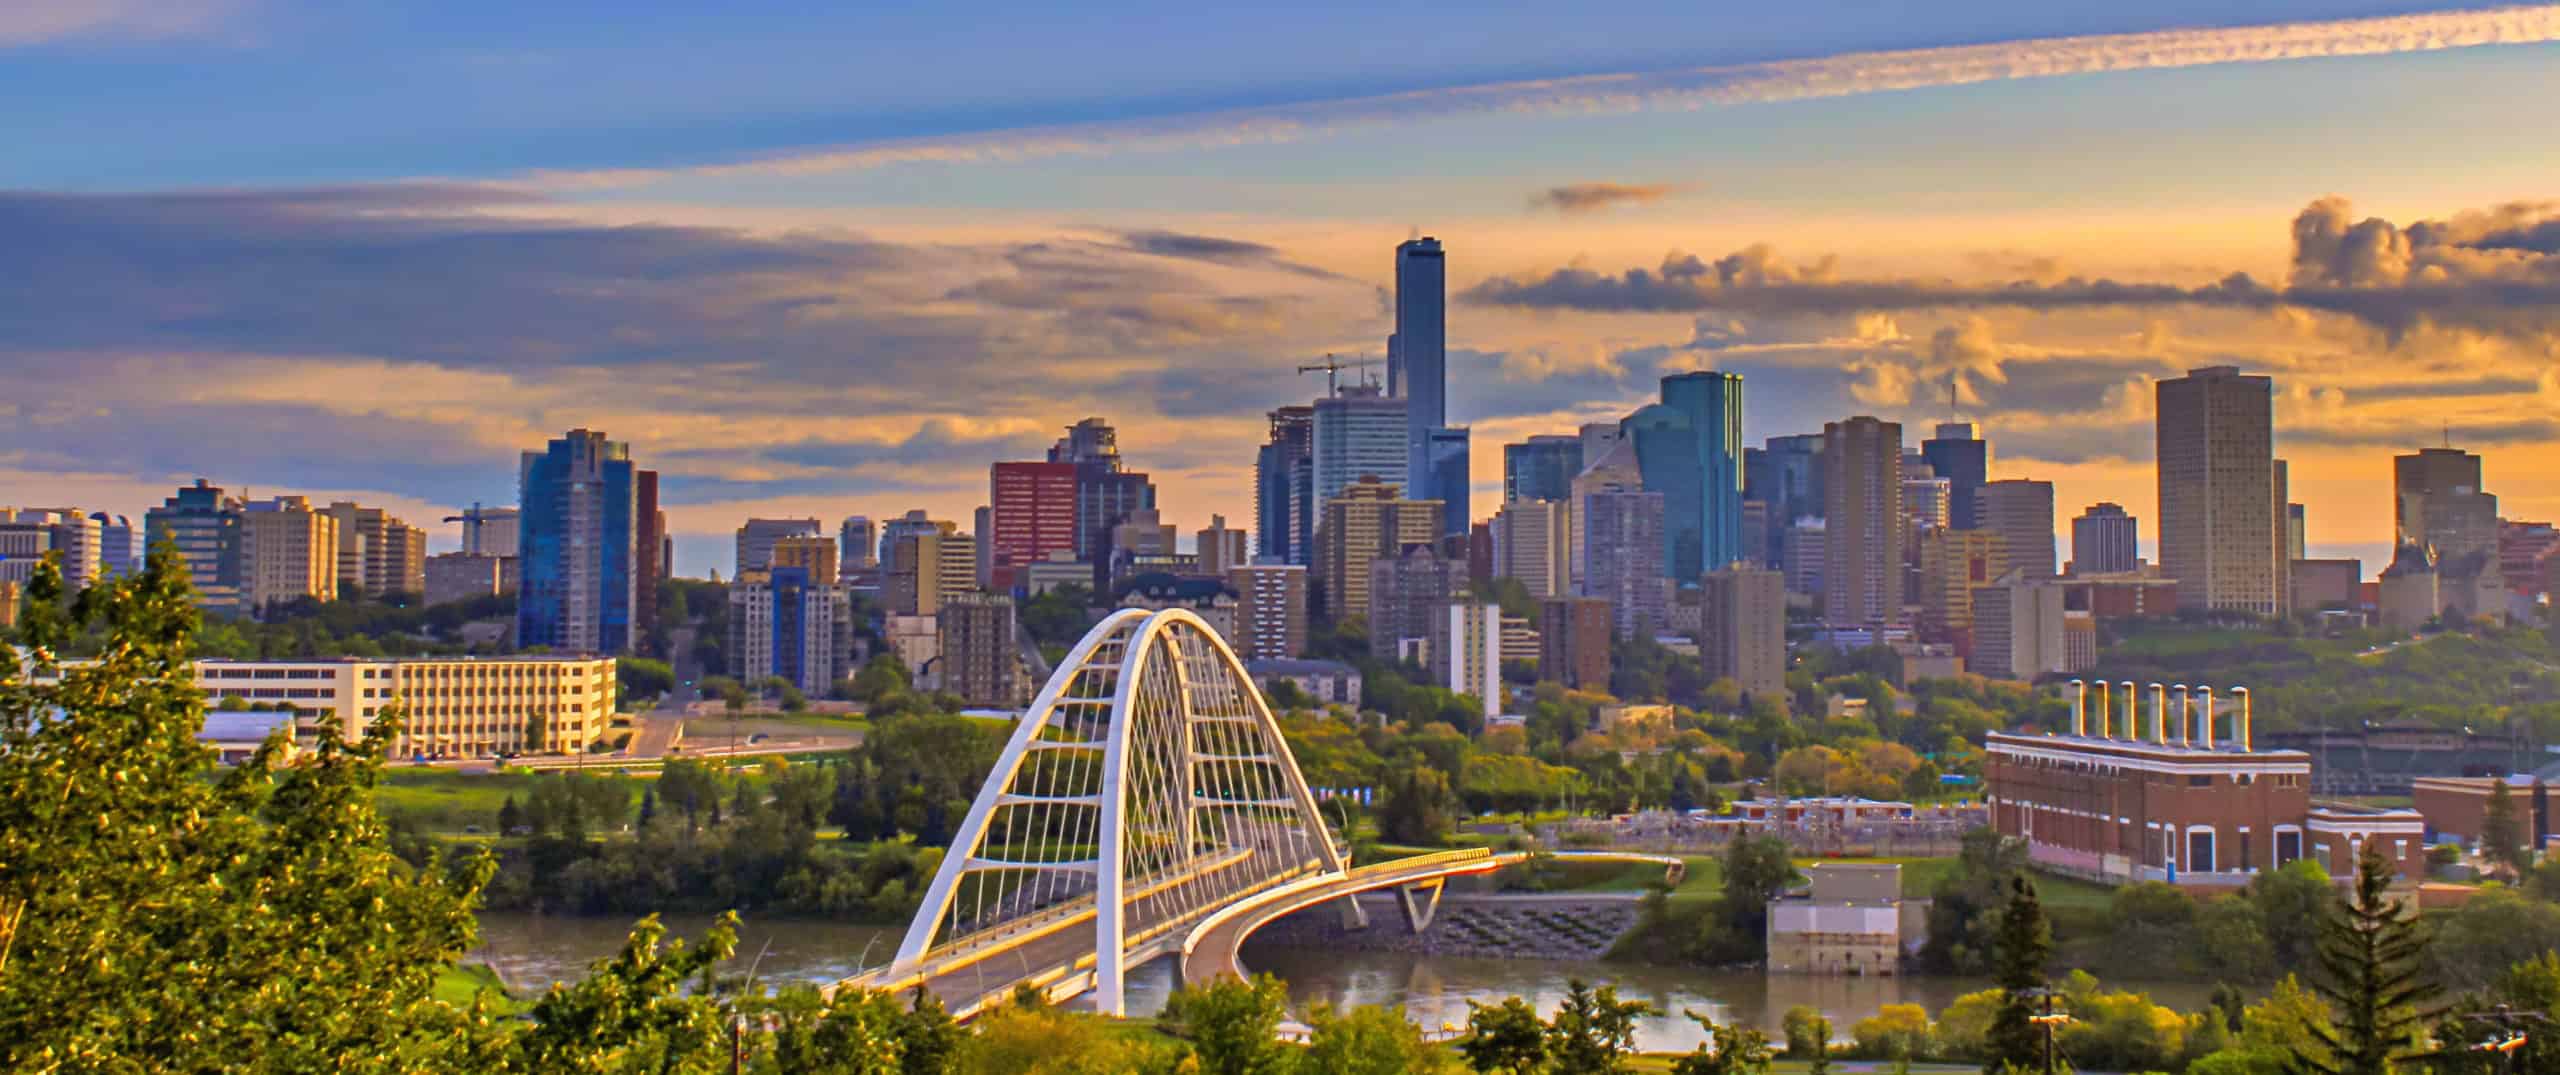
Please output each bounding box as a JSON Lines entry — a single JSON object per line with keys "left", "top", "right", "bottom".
{"left": 988, "top": 461, "right": 1079, "bottom": 591}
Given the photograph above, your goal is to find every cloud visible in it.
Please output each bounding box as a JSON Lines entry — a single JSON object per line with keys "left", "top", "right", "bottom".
{"left": 518, "top": 6, "right": 2560, "bottom": 190}
{"left": 1529, "top": 182, "right": 1692, "bottom": 214}
{"left": 1, "top": 0, "right": 247, "bottom": 45}
{"left": 1464, "top": 197, "right": 2560, "bottom": 345}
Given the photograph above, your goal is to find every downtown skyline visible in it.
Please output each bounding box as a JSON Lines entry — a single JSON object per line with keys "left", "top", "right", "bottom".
{"left": 8, "top": 3, "right": 2560, "bottom": 577}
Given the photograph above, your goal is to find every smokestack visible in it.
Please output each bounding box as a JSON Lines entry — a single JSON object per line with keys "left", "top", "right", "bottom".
{"left": 2095, "top": 680, "right": 2110, "bottom": 738}
{"left": 2069, "top": 679, "right": 2086, "bottom": 736}
{"left": 2120, "top": 682, "right": 2136, "bottom": 742}
{"left": 2148, "top": 683, "right": 2166, "bottom": 745}
{"left": 2232, "top": 686, "right": 2251, "bottom": 752}
{"left": 2174, "top": 684, "right": 2191, "bottom": 746}
{"left": 2198, "top": 686, "right": 2216, "bottom": 750}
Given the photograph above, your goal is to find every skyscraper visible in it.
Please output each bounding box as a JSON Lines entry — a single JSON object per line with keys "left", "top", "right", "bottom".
{"left": 729, "top": 565, "right": 846, "bottom": 695}
{"left": 2395, "top": 446, "right": 2499, "bottom": 562}
{"left": 1423, "top": 426, "right": 1471, "bottom": 537}
{"left": 518, "top": 428, "right": 639, "bottom": 653}
{"left": 1976, "top": 479, "right": 2057, "bottom": 579}
{"left": 939, "top": 593, "right": 1024, "bottom": 707}
{"left": 1311, "top": 384, "right": 1408, "bottom": 526}
{"left": 241, "top": 496, "right": 338, "bottom": 613}
{"left": 1494, "top": 499, "right": 1570, "bottom": 599}
{"left": 1368, "top": 544, "right": 1457, "bottom": 661}
{"left": 1390, "top": 237, "right": 1447, "bottom": 436}
{"left": 1581, "top": 484, "right": 1667, "bottom": 640}
{"left": 635, "top": 469, "right": 666, "bottom": 649}
{"left": 146, "top": 479, "right": 244, "bottom": 616}
{"left": 320, "top": 501, "right": 427, "bottom": 599}
{"left": 1503, "top": 435, "right": 1582, "bottom": 503}
{"left": 1661, "top": 370, "right": 1747, "bottom": 574}
{"left": 2156, "top": 366, "right": 2278, "bottom": 615}
{"left": 448, "top": 504, "right": 519, "bottom": 558}
{"left": 1539, "top": 596, "right": 1614, "bottom": 691}
{"left": 770, "top": 535, "right": 839, "bottom": 586}
{"left": 1049, "top": 417, "right": 1156, "bottom": 587}
{"left": 1698, "top": 563, "right": 1785, "bottom": 700}
{"left": 1311, "top": 476, "right": 1439, "bottom": 623}
{"left": 1427, "top": 602, "right": 1504, "bottom": 718}
{"left": 1254, "top": 405, "right": 1316, "bottom": 565}
{"left": 1197, "top": 514, "right": 1249, "bottom": 577}
{"left": 1227, "top": 563, "right": 1309, "bottom": 661}
{"left": 839, "top": 516, "right": 878, "bottom": 571}
{"left": 1822, "top": 416, "right": 1905, "bottom": 629}
{"left": 2070, "top": 503, "right": 2139, "bottom": 575}
{"left": 89, "top": 512, "right": 136, "bottom": 578}
{"left": 1744, "top": 433, "right": 1825, "bottom": 569}
{"left": 0, "top": 508, "right": 101, "bottom": 589}
{"left": 1578, "top": 422, "right": 1624, "bottom": 470}
{"left": 989, "top": 460, "right": 1080, "bottom": 590}
{"left": 1622, "top": 404, "right": 1701, "bottom": 582}
{"left": 1920, "top": 422, "right": 1990, "bottom": 530}
{"left": 735, "top": 517, "right": 823, "bottom": 578}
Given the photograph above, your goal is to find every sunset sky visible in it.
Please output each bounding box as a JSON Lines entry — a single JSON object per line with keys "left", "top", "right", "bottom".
{"left": 8, "top": 1, "right": 2560, "bottom": 577}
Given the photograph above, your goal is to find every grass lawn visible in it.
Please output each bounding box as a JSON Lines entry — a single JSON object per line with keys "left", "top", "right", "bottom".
{"left": 375, "top": 768, "right": 547, "bottom": 831}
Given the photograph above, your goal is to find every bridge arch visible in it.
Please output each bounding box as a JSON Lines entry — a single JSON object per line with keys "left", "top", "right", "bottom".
{"left": 885, "top": 607, "right": 1346, "bottom": 1014}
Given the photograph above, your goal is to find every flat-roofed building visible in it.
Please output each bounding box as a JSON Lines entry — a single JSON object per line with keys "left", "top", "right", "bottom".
{"left": 191, "top": 655, "right": 615, "bottom": 758}
{"left": 1768, "top": 863, "right": 1903, "bottom": 975}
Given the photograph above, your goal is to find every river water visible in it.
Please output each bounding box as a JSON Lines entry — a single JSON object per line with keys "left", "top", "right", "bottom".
{"left": 472, "top": 913, "right": 2220, "bottom": 1055}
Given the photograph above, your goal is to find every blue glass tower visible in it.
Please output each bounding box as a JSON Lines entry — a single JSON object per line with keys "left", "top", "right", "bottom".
{"left": 769, "top": 565, "right": 811, "bottom": 689}
{"left": 517, "top": 429, "right": 638, "bottom": 654}
{"left": 1424, "top": 427, "right": 1471, "bottom": 537}
{"left": 1503, "top": 435, "right": 1581, "bottom": 503}
{"left": 1661, "top": 371, "right": 1746, "bottom": 574}
{"left": 1621, "top": 404, "right": 1702, "bottom": 580}
{"left": 1391, "top": 237, "right": 1465, "bottom": 535}
{"left": 1920, "top": 423, "right": 1989, "bottom": 530}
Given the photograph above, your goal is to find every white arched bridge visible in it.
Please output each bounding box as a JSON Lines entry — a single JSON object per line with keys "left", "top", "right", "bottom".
{"left": 831, "top": 608, "right": 1672, "bottom": 1017}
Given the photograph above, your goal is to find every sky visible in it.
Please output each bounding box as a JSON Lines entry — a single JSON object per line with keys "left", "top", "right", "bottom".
{"left": 7, "top": 1, "right": 2560, "bottom": 578}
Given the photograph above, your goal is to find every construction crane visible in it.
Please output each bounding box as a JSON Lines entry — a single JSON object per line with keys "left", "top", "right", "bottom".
{"left": 1295, "top": 353, "right": 1381, "bottom": 397}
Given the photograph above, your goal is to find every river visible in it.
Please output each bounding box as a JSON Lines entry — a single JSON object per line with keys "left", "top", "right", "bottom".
{"left": 472, "top": 913, "right": 2223, "bottom": 1054}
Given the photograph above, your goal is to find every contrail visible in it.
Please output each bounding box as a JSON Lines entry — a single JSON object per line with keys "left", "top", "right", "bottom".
{"left": 530, "top": 4, "right": 2560, "bottom": 190}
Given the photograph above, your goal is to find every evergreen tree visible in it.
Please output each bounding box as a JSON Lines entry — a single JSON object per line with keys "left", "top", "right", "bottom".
{"left": 1164, "top": 973, "right": 1292, "bottom": 1075}
{"left": 894, "top": 986, "right": 961, "bottom": 1075}
{"left": 2481, "top": 779, "right": 2527, "bottom": 877}
{"left": 498, "top": 794, "right": 525, "bottom": 836}
{"left": 2292, "top": 841, "right": 2439, "bottom": 1075}
{"left": 1460, "top": 996, "right": 1550, "bottom": 1074}
{"left": 1985, "top": 876, "right": 2052, "bottom": 1074}
{"left": 637, "top": 786, "right": 658, "bottom": 829}
{"left": 1784, "top": 1005, "right": 1834, "bottom": 1075}
{"left": 1672, "top": 1008, "right": 1773, "bottom": 1075}
{"left": 1547, "top": 978, "right": 1655, "bottom": 1075}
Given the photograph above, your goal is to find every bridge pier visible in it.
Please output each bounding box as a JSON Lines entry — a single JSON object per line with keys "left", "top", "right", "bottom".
{"left": 1339, "top": 894, "right": 1371, "bottom": 930}
{"left": 1394, "top": 878, "right": 1447, "bottom": 933}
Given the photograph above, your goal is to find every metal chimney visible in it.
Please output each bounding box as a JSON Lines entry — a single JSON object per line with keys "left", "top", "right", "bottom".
{"left": 2198, "top": 686, "right": 2216, "bottom": 750}
{"left": 2232, "top": 686, "right": 2251, "bottom": 752}
{"left": 2069, "top": 679, "right": 2087, "bottom": 737}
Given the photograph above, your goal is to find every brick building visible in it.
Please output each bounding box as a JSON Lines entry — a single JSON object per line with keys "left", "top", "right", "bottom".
{"left": 1987, "top": 683, "right": 2427, "bottom": 885}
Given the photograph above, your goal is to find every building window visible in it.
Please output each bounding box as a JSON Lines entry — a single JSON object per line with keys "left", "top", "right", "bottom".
{"left": 2187, "top": 829, "right": 2216, "bottom": 873}
{"left": 2275, "top": 829, "right": 2302, "bottom": 865}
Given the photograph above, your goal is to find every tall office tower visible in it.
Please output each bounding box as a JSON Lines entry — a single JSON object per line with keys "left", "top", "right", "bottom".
{"left": 635, "top": 469, "right": 665, "bottom": 651}
{"left": 1196, "top": 514, "right": 1249, "bottom": 577}
{"left": 2395, "top": 446, "right": 2500, "bottom": 562}
{"left": 973, "top": 506, "right": 994, "bottom": 588}
{"left": 2156, "top": 366, "right": 2278, "bottom": 615}
{"left": 1422, "top": 426, "right": 1471, "bottom": 536}
{"left": 1466, "top": 520, "right": 1495, "bottom": 587}
{"left": 2287, "top": 503, "right": 2307, "bottom": 562}
{"left": 1504, "top": 435, "right": 1583, "bottom": 503}
{"left": 1311, "top": 384, "right": 1409, "bottom": 526}
{"left": 2070, "top": 502, "right": 2139, "bottom": 575}
{"left": 1581, "top": 478, "right": 1667, "bottom": 641}
{"left": 1903, "top": 470, "right": 1952, "bottom": 532}
{"left": 1782, "top": 517, "right": 1825, "bottom": 599}
{"left": 1048, "top": 417, "right": 1157, "bottom": 584}
{"left": 1427, "top": 602, "right": 1504, "bottom": 717}
{"left": 1976, "top": 479, "right": 2057, "bottom": 579}
{"left": 146, "top": 479, "right": 245, "bottom": 615}
{"left": 1254, "top": 405, "right": 1316, "bottom": 565}
{"left": 839, "top": 516, "right": 878, "bottom": 570}
{"left": 1570, "top": 439, "right": 1645, "bottom": 592}
{"left": 1494, "top": 499, "right": 1570, "bottom": 598}
{"left": 2271, "top": 457, "right": 2293, "bottom": 613}
{"left": 989, "top": 460, "right": 1080, "bottom": 591}
{"left": 770, "top": 535, "right": 839, "bottom": 586}
{"left": 1822, "top": 416, "right": 1905, "bottom": 629}
{"left": 1368, "top": 544, "right": 1458, "bottom": 661}
{"left": 89, "top": 512, "right": 136, "bottom": 578}
{"left": 885, "top": 521, "right": 966, "bottom": 615}
{"left": 728, "top": 565, "right": 846, "bottom": 695}
{"left": 1660, "top": 371, "right": 1747, "bottom": 573}
{"left": 735, "top": 517, "right": 823, "bottom": 578}
{"left": 1311, "top": 476, "right": 1440, "bottom": 624}
{"left": 1389, "top": 238, "right": 1447, "bottom": 440}
{"left": 446, "top": 504, "right": 521, "bottom": 558}
{"left": 1698, "top": 563, "right": 1786, "bottom": 700}
{"left": 0, "top": 508, "right": 102, "bottom": 588}
{"left": 1578, "top": 422, "right": 1625, "bottom": 469}
{"left": 1539, "top": 596, "right": 1614, "bottom": 690}
{"left": 879, "top": 510, "right": 944, "bottom": 570}
{"left": 320, "top": 502, "right": 426, "bottom": 598}
{"left": 518, "top": 429, "right": 639, "bottom": 653}
{"left": 240, "top": 496, "right": 339, "bottom": 614}
{"left": 1744, "top": 433, "right": 1826, "bottom": 569}
{"left": 1227, "top": 563, "right": 1309, "bottom": 661}
{"left": 1621, "top": 404, "right": 1701, "bottom": 581}
{"left": 1969, "top": 570, "right": 2074, "bottom": 681}
{"left": 938, "top": 593, "right": 1024, "bottom": 707}
{"left": 1917, "top": 527, "right": 2000, "bottom": 640}
{"left": 1920, "top": 422, "right": 1990, "bottom": 530}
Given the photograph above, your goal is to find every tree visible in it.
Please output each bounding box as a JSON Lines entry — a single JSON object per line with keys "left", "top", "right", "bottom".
{"left": 768, "top": 986, "right": 907, "bottom": 1074}
{"left": 618, "top": 657, "right": 676, "bottom": 700}
{"left": 498, "top": 794, "right": 525, "bottom": 836}
{"left": 1984, "top": 876, "right": 2052, "bottom": 1075}
{"left": 893, "top": 987, "right": 962, "bottom": 1075}
{"left": 2293, "top": 841, "right": 2438, "bottom": 1075}
{"left": 1303, "top": 1001, "right": 1453, "bottom": 1074}
{"left": 1784, "top": 1005, "right": 1834, "bottom": 1075}
{"left": 2250, "top": 859, "right": 2333, "bottom": 970}
{"left": 1709, "top": 834, "right": 1797, "bottom": 960}
{"left": 1674, "top": 1008, "right": 1774, "bottom": 1075}
{"left": 2482, "top": 778, "right": 2528, "bottom": 877}
{"left": 1460, "top": 996, "right": 1550, "bottom": 1074}
{"left": 1547, "top": 978, "right": 1655, "bottom": 1075}
{"left": 1163, "top": 974, "right": 1292, "bottom": 1075}
{"left": 1922, "top": 829, "right": 2029, "bottom": 974}
{"left": 851, "top": 654, "right": 912, "bottom": 706}
{"left": 1378, "top": 764, "right": 1458, "bottom": 846}
{"left": 1851, "top": 1004, "right": 1933, "bottom": 1062}
{"left": 0, "top": 552, "right": 500, "bottom": 1071}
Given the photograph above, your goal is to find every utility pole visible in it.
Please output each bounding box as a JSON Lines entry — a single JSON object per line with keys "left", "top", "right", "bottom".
{"left": 2025, "top": 986, "right": 2073, "bottom": 1075}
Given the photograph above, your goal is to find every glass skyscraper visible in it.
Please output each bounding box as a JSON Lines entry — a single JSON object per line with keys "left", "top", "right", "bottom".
{"left": 1389, "top": 237, "right": 1466, "bottom": 536}
{"left": 1920, "top": 422, "right": 1990, "bottom": 530}
{"left": 1424, "top": 426, "right": 1471, "bottom": 537}
{"left": 1662, "top": 371, "right": 1745, "bottom": 575}
{"left": 1503, "top": 435, "right": 1581, "bottom": 503}
{"left": 517, "top": 428, "right": 638, "bottom": 654}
